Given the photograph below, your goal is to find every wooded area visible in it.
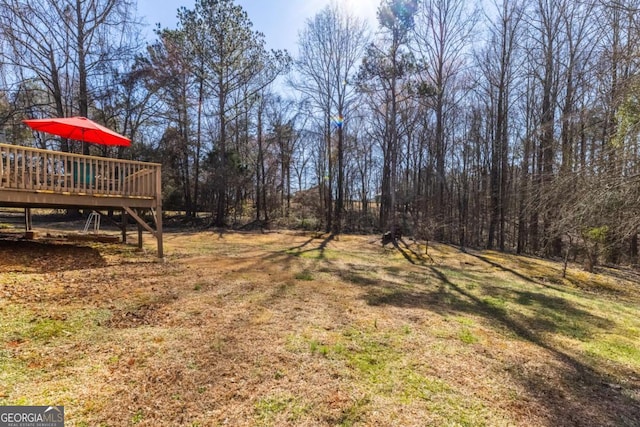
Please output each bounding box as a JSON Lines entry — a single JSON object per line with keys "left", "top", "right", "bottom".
{"left": 0, "top": 0, "right": 639, "bottom": 268}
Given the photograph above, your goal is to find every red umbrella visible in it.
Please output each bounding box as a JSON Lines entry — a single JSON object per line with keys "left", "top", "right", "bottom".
{"left": 23, "top": 116, "right": 131, "bottom": 147}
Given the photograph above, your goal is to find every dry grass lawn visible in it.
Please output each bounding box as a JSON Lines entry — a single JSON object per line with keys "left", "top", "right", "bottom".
{"left": 1, "top": 227, "right": 640, "bottom": 426}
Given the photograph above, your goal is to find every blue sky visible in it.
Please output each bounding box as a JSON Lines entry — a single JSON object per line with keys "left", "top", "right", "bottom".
{"left": 136, "top": 0, "right": 379, "bottom": 53}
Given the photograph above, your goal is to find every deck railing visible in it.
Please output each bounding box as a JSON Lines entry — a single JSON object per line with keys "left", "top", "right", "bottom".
{"left": 0, "top": 143, "right": 160, "bottom": 199}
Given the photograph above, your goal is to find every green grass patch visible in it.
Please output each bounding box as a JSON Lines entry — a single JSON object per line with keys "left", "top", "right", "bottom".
{"left": 28, "top": 318, "right": 67, "bottom": 340}
{"left": 254, "top": 393, "right": 310, "bottom": 425}
{"left": 584, "top": 335, "right": 640, "bottom": 367}
{"left": 458, "top": 328, "right": 479, "bottom": 344}
{"left": 131, "top": 409, "right": 144, "bottom": 424}
{"left": 294, "top": 270, "right": 314, "bottom": 281}
{"left": 0, "top": 349, "right": 28, "bottom": 404}
{"left": 336, "top": 396, "right": 370, "bottom": 427}
{"left": 538, "top": 309, "right": 592, "bottom": 340}
{"left": 294, "top": 325, "right": 489, "bottom": 422}
{"left": 0, "top": 305, "right": 112, "bottom": 404}
{"left": 329, "top": 327, "right": 490, "bottom": 424}
{"left": 309, "top": 339, "right": 330, "bottom": 357}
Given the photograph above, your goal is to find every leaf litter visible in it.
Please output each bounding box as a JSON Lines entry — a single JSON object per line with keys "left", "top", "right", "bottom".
{"left": 0, "top": 229, "right": 639, "bottom": 426}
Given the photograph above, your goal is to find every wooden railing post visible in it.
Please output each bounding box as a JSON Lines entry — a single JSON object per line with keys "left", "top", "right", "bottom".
{"left": 155, "top": 165, "right": 163, "bottom": 258}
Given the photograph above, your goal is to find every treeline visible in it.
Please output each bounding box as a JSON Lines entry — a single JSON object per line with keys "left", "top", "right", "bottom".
{"left": 0, "top": 0, "right": 639, "bottom": 268}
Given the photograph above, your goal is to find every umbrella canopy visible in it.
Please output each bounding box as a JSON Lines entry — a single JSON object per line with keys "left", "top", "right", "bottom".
{"left": 23, "top": 116, "right": 130, "bottom": 147}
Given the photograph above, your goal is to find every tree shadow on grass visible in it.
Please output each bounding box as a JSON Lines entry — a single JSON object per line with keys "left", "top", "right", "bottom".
{"left": 390, "top": 237, "right": 435, "bottom": 266}
{"left": 478, "top": 285, "right": 615, "bottom": 340}
{"left": 284, "top": 234, "right": 335, "bottom": 261}
{"left": 469, "top": 252, "right": 554, "bottom": 287}
{"left": 471, "top": 251, "right": 640, "bottom": 305}
{"left": 349, "top": 258, "right": 640, "bottom": 426}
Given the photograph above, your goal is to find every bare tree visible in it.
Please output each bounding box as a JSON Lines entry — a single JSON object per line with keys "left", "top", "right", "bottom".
{"left": 145, "top": 29, "right": 196, "bottom": 212}
{"left": 412, "top": 0, "right": 478, "bottom": 241}
{"left": 477, "top": 0, "right": 524, "bottom": 251}
{"left": 293, "top": 2, "right": 369, "bottom": 234}
{"left": 359, "top": 0, "right": 418, "bottom": 237}
{"left": 0, "top": 0, "right": 137, "bottom": 153}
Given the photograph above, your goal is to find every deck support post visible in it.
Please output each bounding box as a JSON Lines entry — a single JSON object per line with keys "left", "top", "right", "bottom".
{"left": 24, "top": 208, "right": 32, "bottom": 231}
{"left": 154, "top": 166, "right": 163, "bottom": 258}
{"left": 122, "top": 206, "right": 163, "bottom": 258}
{"left": 121, "top": 209, "right": 128, "bottom": 243}
{"left": 137, "top": 214, "right": 143, "bottom": 249}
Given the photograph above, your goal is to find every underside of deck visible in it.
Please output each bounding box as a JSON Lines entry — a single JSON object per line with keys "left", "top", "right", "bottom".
{"left": 0, "top": 143, "right": 163, "bottom": 257}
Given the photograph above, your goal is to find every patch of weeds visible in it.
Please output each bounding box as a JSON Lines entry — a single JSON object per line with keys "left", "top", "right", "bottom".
{"left": 131, "top": 409, "right": 144, "bottom": 424}
{"left": 254, "top": 393, "right": 309, "bottom": 425}
{"left": 622, "top": 325, "right": 640, "bottom": 339}
{"left": 295, "top": 270, "right": 314, "bottom": 281}
{"left": 454, "top": 316, "right": 475, "bottom": 326}
{"left": 345, "top": 341, "right": 392, "bottom": 384}
{"left": 547, "top": 311, "right": 591, "bottom": 340}
{"left": 481, "top": 296, "right": 507, "bottom": 314}
{"left": 309, "top": 339, "right": 330, "bottom": 357}
{"left": 1, "top": 307, "right": 34, "bottom": 343}
{"left": 28, "top": 318, "right": 66, "bottom": 340}
{"left": 335, "top": 328, "right": 405, "bottom": 394}
{"left": 401, "top": 370, "right": 450, "bottom": 402}
{"left": 28, "top": 308, "right": 111, "bottom": 337}
{"left": 516, "top": 292, "right": 534, "bottom": 305}
{"left": 337, "top": 395, "right": 370, "bottom": 427}
{"left": 435, "top": 266, "right": 478, "bottom": 282}
{"left": 0, "top": 350, "right": 28, "bottom": 403}
{"left": 10, "top": 396, "right": 31, "bottom": 406}
{"left": 327, "top": 325, "right": 491, "bottom": 424}
{"left": 284, "top": 333, "right": 307, "bottom": 353}
{"left": 458, "top": 328, "right": 479, "bottom": 344}
{"left": 255, "top": 395, "right": 288, "bottom": 419}
{"left": 429, "top": 397, "right": 490, "bottom": 427}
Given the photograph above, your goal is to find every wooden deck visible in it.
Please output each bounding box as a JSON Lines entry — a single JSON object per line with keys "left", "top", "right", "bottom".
{"left": 0, "top": 142, "right": 163, "bottom": 257}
